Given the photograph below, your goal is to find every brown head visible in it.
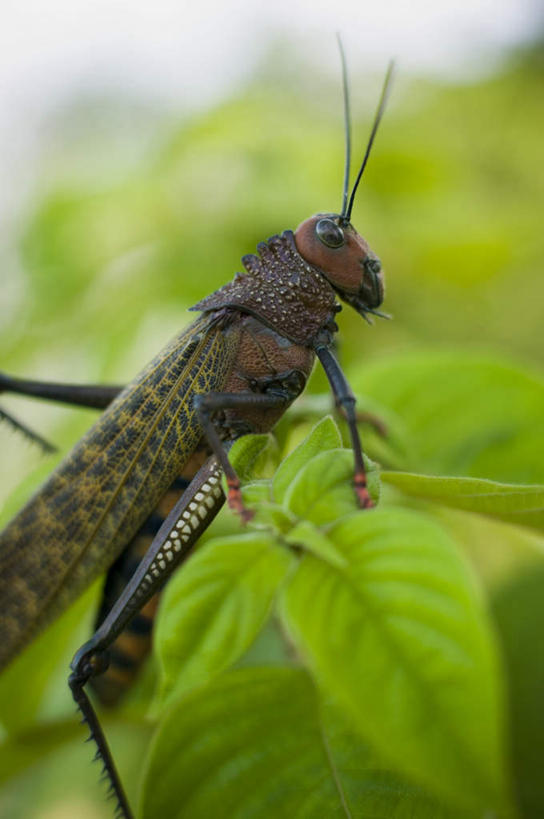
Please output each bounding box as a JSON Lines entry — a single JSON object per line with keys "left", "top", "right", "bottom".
{"left": 294, "top": 213, "right": 384, "bottom": 320}
{"left": 293, "top": 44, "right": 394, "bottom": 322}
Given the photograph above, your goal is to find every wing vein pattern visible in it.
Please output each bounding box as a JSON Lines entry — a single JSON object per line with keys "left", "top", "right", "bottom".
{"left": 0, "top": 314, "right": 237, "bottom": 669}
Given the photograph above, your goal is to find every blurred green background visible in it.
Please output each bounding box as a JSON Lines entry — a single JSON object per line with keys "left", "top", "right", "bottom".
{"left": 0, "top": 39, "right": 543, "bottom": 819}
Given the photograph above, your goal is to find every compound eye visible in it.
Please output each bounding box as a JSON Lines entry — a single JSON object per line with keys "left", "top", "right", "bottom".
{"left": 315, "top": 218, "right": 345, "bottom": 249}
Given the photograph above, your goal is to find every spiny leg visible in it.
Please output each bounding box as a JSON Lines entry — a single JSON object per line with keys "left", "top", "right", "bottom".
{"left": 0, "top": 373, "right": 123, "bottom": 454}
{"left": 315, "top": 344, "right": 374, "bottom": 509}
{"left": 0, "top": 405, "right": 57, "bottom": 454}
{"left": 70, "top": 662, "right": 132, "bottom": 818}
{"left": 0, "top": 371, "right": 123, "bottom": 409}
{"left": 69, "top": 458, "right": 224, "bottom": 819}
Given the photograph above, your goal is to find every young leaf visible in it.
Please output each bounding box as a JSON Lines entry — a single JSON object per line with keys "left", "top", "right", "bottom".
{"left": 283, "top": 448, "right": 379, "bottom": 526}
{"left": 280, "top": 508, "right": 512, "bottom": 816}
{"left": 228, "top": 434, "right": 274, "bottom": 482}
{"left": 155, "top": 534, "right": 292, "bottom": 709}
{"left": 272, "top": 415, "right": 342, "bottom": 503}
{"left": 284, "top": 520, "right": 347, "bottom": 569}
{"left": 140, "top": 666, "right": 468, "bottom": 819}
{"left": 382, "top": 471, "right": 544, "bottom": 533}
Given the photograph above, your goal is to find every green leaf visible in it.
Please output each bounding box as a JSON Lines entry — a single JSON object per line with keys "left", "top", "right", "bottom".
{"left": 382, "top": 471, "right": 544, "bottom": 532}
{"left": 280, "top": 508, "right": 512, "bottom": 815}
{"left": 284, "top": 520, "right": 347, "bottom": 569}
{"left": 0, "top": 719, "right": 80, "bottom": 784}
{"left": 239, "top": 480, "right": 271, "bottom": 506}
{"left": 140, "top": 666, "right": 467, "bottom": 819}
{"left": 352, "top": 352, "right": 544, "bottom": 483}
{"left": 283, "top": 448, "right": 379, "bottom": 526}
{"left": 492, "top": 565, "right": 544, "bottom": 817}
{"left": 430, "top": 506, "right": 544, "bottom": 592}
{"left": 272, "top": 416, "right": 342, "bottom": 503}
{"left": 155, "top": 534, "right": 292, "bottom": 709}
{"left": 228, "top": 434, "right": 274, "bottom": 482}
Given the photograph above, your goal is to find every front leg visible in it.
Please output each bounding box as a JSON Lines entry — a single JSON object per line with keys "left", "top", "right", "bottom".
{"left": 314, "top": 344, "right": 374, "bottom": 509}
{"left": 194, "top": 390, "right": 288, "bottom": 522}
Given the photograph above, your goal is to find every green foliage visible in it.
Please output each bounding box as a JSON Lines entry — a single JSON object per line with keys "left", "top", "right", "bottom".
{"left": 492, "top": 566, "right": 544, "bottom": 816}
{"left": 137, "top": 412, "right": 542, "bottom": 818}
{"left": 351, "top": 352, "right": 544, "bottom": 483}
{"left": 155, "top": 533, "right": 293, "bottom": 709}
{"left": 140, "top": 667, "right": 464, "bottom": 819}
{"left": 281, "top": 508, "right": 507, "bottom": 814}
{"left": 381, "top": 472, "right": 544, "bottom": 532}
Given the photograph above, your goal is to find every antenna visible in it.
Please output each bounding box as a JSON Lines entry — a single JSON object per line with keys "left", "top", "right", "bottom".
{"left": 337, "top": 34, "right": 351, "bottom": 220}
{"left": 343, "top": 59, "right": 395, "bottom": 224}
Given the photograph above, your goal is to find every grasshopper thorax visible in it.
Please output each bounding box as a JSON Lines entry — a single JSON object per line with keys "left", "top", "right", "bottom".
{"left": 294, "top": 213, "right": 384, "bottom": 317}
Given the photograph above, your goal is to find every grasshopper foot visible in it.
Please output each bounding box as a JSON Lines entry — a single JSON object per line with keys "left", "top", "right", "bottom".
{"left": 354, "top": 472, "right": 375, "bottom": 509}
{"left": 226, "top": 478, "right": 255, "bottom": 523}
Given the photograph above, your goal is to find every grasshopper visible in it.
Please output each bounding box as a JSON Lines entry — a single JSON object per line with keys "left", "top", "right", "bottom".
{"left": 0, "top": 49, "right": 394, "bottom": 818}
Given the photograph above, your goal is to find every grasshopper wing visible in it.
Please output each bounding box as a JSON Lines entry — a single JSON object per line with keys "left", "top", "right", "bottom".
{"left": 0, "top": 314, "right": 237, "bottom": 670}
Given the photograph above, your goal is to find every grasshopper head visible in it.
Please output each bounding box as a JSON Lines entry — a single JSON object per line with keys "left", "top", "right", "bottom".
{"left": 294, "top": 213, "right": 384, "bottom": 318}
{"left": 294, "top": 48, "right": 394, "bottom": 322}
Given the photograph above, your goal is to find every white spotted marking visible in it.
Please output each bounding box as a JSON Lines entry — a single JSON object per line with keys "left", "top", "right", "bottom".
{"left": 190, "top": 514, "right": 199, "bottom": 529}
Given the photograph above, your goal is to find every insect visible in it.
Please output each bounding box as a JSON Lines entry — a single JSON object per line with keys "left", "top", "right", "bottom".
{"left": 0, "top": 45, "right": 394, "bottom": 819}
